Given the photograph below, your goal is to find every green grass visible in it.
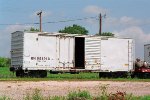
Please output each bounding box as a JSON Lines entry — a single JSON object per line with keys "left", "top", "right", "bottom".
{"left": 0, "top": 67, "right": 11, "bottom": 75}
{"left": 48, "top": 72, "right": 99, "bottom": 80}
{"left": 1, "top": 67, "right": 150, "bottom": 82}
{"left": 140, "top": 95, "right": 150, "bottom": 100}
{"left": 0, "top": 67, "right": 14, "bottom": 78}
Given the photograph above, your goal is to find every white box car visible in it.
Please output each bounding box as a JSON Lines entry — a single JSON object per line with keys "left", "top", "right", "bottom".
{"left": 10, "top": 31, "right": 134, "bottom": 77}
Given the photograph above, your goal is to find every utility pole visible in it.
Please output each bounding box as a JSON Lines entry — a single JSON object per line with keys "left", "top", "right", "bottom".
{"left": 99, "top": 13, "right": 102, "bottom": 35}
{"left": 99, "top": 13, "right": 106, "bottom": 35}
{"left": 37, "top": 11, "right": 42, "bottom": 32}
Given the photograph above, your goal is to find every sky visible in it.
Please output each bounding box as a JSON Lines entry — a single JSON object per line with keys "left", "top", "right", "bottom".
{"left": 0, "top": 0, "right": 150, "bottom": 59}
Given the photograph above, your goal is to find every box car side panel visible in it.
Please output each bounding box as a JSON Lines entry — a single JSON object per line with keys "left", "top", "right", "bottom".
{"left": 37, "top": 35, "right": 57, "bottom": 69}
{"left": 101, "top": 38, "right": 134, "bottom": 72}
{"left": 23, "top": 34, "right": 57, "bottom": 70}
{"left": 23, "top": 33, "right": 38, "bottom": 70}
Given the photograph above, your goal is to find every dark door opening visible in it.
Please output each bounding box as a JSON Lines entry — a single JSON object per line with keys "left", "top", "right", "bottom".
{"left": 75, "top": 37, "right": 85, "bottom": 69}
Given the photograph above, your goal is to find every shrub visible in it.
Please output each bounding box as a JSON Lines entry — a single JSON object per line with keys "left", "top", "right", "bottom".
{"left": 0, "top": 57, "right": 11, "bottom": 67}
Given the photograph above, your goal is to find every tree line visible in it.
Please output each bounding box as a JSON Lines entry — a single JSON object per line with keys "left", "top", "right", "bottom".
{"left": 27, "top": 24, "right": 114, "bottom": 36}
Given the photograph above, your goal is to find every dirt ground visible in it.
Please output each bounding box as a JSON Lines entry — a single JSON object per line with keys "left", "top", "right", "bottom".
{"left": 0, "top": 81, "right": 150, "bottom": 100}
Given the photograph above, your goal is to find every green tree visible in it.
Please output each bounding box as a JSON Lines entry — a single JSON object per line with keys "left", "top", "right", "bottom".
{"left": 59, "top": 24, "right": 88, "bottom": 35}
{"left": 96, "top": 32, "right": 114, "bottom": 36}
{"left": 24, "top": 27, "right": 40, "bottom": 32}
{"left": 0, "top": 57, "right": 11, "bottom": 67}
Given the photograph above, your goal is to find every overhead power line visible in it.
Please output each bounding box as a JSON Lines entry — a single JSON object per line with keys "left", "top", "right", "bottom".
{"left": 0, "top": 16, "right": 98, "bottom": 26}
{"left": 0, "top": 23, "right": 39, "bottom": 26}
{"left": 47, "top": 16, "right": 97, "bottom": 23}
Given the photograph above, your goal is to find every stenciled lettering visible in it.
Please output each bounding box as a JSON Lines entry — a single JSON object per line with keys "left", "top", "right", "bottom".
{"left": 31, "top": 57, "right": 51, "bottom": 60}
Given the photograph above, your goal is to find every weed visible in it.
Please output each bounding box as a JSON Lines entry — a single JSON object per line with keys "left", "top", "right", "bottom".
{"left": 0, "top": 96, "right": 11, "bottom": 100}
{"left": 96, "top": 84, "right": 109, "bottom": 100}
{"left": 108, "top": 91, "right": 126, "bottom": 100}
{"left": 24, "top": 92, "right": 31, "bottom": 100}
{"left": 1, "top": 87, "right": 150, "bottom": 100}
{"left": 49, "top": 96, "right": 65, "bottom": 100}
{"left": 67, "top": 90, "right": 91, "bottom": 100}
{"left": 24, "top": 88, "right": 44, "bottom": 100}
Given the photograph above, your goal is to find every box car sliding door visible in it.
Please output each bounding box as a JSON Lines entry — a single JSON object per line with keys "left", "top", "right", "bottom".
{"left": 84, "top": 37, "right": 101, "bottom": 70}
